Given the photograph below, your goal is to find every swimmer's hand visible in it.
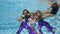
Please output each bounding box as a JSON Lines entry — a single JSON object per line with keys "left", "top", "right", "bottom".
{"left": 17, "top": 16, "right": 23, "bottom": 22}
{"left": 17, "top": 18, "right": 25, "bottom": 22}
{"left": 17, "top": 18, "right": 21, "bottom": 22}
{"left": 21, "top": 15, "right": 25, "bottom": 19}
{"left": 17, "top": 15, "right": 25, "bottom": 22}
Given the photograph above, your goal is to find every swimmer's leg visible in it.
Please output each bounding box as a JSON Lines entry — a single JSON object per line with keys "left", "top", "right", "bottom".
{"left": 20, "top": 21, "right": 36, "bottom": 34}
{"left": 44, "top": 21, "right": 55, "bottom": 34}
{"left": 42, "top": 13, "right": 55, "bottom": 17}
{"left": 47, "top": 26, "right": 55, "bottom": 34}
{"left": 16, "top": 25, "right": 24, "bottom": 34}
{"left": 38, "top": 25, "right": 43, "bottom": 34}
{"left": 16, "top": 22, "right": 25, "bottom": 34}
{"left": 34, "top": 29, "right": 39, "bottom": 34}
{"left": 43, "top": 9, "right": 51, "bottom": 14}
{"left": 29, "top": 29, "right": 38, "bottom": 34}
{"left": 42, "top": 9, "right": 55, "bottom": 17}
{"left": 31, "top": 28, "right": 38, "bottom": 34}
{"left": 25, "top": 24, "right": 37, "bottom": 34}
{"left": 24, "top": 21, "right": 37, "bottom": 34}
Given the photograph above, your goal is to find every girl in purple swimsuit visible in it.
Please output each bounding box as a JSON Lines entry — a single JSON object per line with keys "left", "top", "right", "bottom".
{"left": 16, "top": 9, "right": 37, "bottom": 34}
{"left": 35, "top": 10, "right": 55, "bottom": 34}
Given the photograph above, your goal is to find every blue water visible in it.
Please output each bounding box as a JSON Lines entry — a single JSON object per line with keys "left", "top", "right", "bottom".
{"left": 0, "top": 0, "right": 60, "bottom": 34}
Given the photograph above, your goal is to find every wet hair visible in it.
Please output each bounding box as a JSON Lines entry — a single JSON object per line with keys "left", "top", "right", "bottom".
{"left": 52, "top": 2, "right": 58, "bottom": 6}
{"left": 23, "top": 9, "right": 29, "bottom": 15}
{"left": 29, "top": 12, "right": 35, "bottom": 20}
{"left": 35, "top": 10, "right": 42, "bottom": 17}
{"left": 35, "top": 10, "right": 42, "bottom": 19}
{"left": 29, "top": 12, "right": 35, "bottom": 18}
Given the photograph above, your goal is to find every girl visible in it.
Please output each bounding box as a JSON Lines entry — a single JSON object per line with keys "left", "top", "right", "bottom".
{"left": 16, "top": 9, "right": 36, "bottom": 34}
{"left": 35, "top": 10, "right": 55, "bottom": 34}
{"left": 27, "top": 13, "right": 38, "bottom": 34}
{"left": 43, "top": 2, "right": 59, "bottom": 17}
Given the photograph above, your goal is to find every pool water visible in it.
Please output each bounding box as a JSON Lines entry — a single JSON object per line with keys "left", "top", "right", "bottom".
{"left": 0, "top": 0, "right": 60, "bottom": 34}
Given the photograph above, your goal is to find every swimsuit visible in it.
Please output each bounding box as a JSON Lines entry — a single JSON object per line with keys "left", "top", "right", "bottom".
{"left": 51, "top": 4, "right": 59, "bottom": 15}
{"left": 16, "top": 15, "right": 37, "bottom": 34}
{"left": 38, "top": 17, "right": 55, "bottom": 34}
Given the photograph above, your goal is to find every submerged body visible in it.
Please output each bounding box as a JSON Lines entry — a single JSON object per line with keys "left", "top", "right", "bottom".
{"left": 38, "top": 18, "right": 55, "bottom": 34}
{"left": 43, "top": 2, "right": 59, "bottom": 17}
{"left": 16, "top": 15, "right": 37, "bottom": 34}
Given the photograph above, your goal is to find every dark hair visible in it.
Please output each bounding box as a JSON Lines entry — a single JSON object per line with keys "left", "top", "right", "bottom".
{"left": 52, "top": 2, "right": 58, "bottom": 6}
{"left": 35, "top": 10, "right": 42, "bottom": 19}
{"left": 23, "top": 9, "right": 29, "bottom": 15}
{"left": 29, "top": 12, "right": 35, "bottom": 18}
{"left": 35, "top": 10, "right": 42, "bottom": 16}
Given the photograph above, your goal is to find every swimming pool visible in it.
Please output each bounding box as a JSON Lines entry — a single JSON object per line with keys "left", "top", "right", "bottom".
{"left": 0, "top": 0, "right": 60, "bottom": 34}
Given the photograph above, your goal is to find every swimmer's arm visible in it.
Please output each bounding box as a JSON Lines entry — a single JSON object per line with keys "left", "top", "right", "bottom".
{"left": 17, "top": 16, "right": 22, "bottom": 22}
{"left": 41, "top": 15, "right": 47, "bottom": 19}
{"left": 17, "top": 15, "right": 25, "bottom": 22}
{"left": 46, "top": 0, "right": 53, "bottom": 5}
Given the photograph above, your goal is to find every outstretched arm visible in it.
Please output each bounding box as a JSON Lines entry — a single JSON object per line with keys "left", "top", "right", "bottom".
{"left": 47, "top": 0, "right": 60, "bottom": 6}
{"left": 17, "top": 16, "right": 22, "bottom": 22}
{"left": 46, "top": 0, "right": 53, "bottom": 4}
{"left": 17, "top": 15, "right": 25, "bottom": 22}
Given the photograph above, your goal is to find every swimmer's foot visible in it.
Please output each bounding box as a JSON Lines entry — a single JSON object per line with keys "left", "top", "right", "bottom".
{"left": 52, "top": 29, "right": 55, "bottom": 34}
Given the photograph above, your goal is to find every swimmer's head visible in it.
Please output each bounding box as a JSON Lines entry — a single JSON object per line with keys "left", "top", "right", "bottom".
{"left": 35, "top": 10, "right": 42, "bottom": 17}
{"left": 29, "top": 12, "right": 35, "bottom": 19}
{"left": 23, "top": 9, "right": 29, "bottom": 15}
{"left": 35, "top": 10, "right": 43, "bottom": 20}
{"left": 52, "top": 2, "right": 58, "bottom": 6}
